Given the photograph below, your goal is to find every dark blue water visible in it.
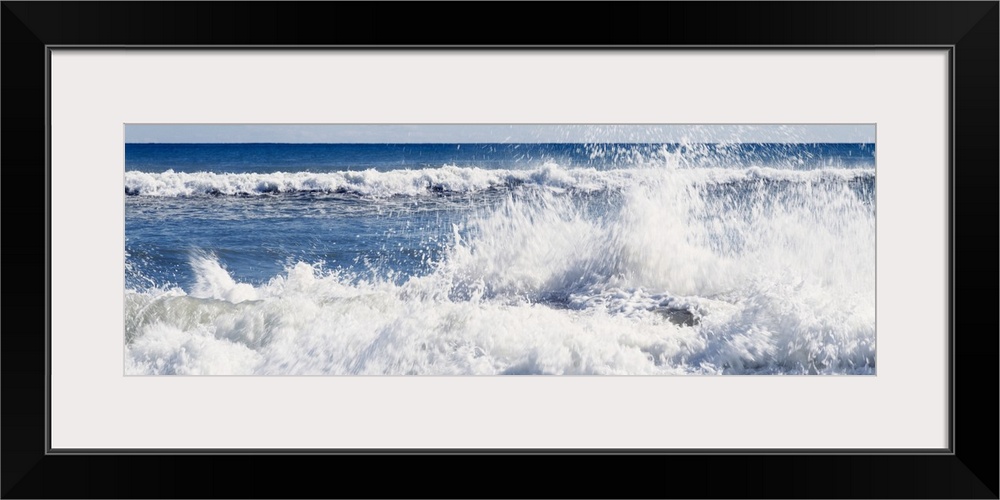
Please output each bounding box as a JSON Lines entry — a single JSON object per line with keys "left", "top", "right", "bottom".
{"left": 125, "top": 143, "right": 874, "bottom": 173}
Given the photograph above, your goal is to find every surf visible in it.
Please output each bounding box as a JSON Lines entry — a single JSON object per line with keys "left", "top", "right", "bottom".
{"left": 125, "top": 160, "right": 875, "bottom": 375}
{"left": 124, "top": 163, "right": 874, "bottom": 198}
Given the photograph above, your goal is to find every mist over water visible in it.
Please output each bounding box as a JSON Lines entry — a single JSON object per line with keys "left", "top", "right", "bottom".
{"left": 125, "top": 142, "right": 875, "bottom": 375}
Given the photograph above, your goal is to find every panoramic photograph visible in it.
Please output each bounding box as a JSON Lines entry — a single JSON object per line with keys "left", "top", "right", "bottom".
{"left": 124, "top": 124, "right": 875, "bottom": 375}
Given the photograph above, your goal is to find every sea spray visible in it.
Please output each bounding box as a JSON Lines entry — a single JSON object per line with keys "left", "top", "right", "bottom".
{"left": 126, "top": 158, "right": 874, "bottom": 375}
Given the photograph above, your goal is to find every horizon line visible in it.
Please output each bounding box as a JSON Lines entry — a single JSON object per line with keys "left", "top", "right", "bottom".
{"left": 125, "top": 141, "right": 877, "bottom": 145}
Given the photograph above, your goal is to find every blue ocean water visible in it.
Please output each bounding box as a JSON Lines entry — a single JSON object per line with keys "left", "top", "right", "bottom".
{"left": 125, "top": 142, "right": 875, "bottom": 375}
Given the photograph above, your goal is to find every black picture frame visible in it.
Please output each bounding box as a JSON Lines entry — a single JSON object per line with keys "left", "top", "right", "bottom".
{"left": 2, "top": 2, "right": 996, "bottom": 498}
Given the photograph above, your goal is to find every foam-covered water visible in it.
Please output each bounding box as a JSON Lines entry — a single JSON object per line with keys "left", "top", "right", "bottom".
{"left": 125, "top": 143, "right": 875, "bottom": 375}
{"left": 124, "top": 165, "right": 872, "bottom": 198}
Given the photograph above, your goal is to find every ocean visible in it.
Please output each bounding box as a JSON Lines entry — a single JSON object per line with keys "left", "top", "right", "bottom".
{"left": 125, "top": 142, "right": 876, "bottom": 375}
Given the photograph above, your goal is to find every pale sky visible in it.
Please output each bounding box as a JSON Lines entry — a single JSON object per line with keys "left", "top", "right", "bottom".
{"left": 125, "top": 124, "right": 876, "bottom": 144}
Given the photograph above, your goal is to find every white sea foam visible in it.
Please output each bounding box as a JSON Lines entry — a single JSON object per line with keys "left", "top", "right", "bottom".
{"left": 124, "top": 163, "right": 873, "bottom": 198}
{"left": 126, "top": 166, "right": 875, "bottom": 375}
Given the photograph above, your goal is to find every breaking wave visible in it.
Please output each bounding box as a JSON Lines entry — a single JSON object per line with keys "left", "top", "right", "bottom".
{"left": 126, "top": 164, "right": 875, "bottom": 375}
{"left": 125, "top": 163, "right": 874, "bottom": 198}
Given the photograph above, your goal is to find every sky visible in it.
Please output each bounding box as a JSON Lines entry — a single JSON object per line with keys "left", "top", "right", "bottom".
{"left": 124, "top": 124, "right": 876, "bottom": 144}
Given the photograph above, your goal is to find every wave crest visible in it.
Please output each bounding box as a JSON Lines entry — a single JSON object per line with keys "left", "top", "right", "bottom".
{"left": 125, "top": 164, "right": 874, "bottom": 198}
